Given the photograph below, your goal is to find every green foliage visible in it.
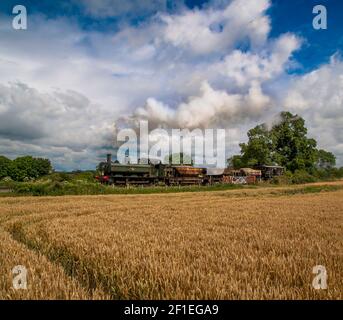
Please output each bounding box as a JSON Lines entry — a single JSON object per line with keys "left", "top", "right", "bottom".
{"left": 240, "top": 124, "right": 274, "bottom": 167}
{"left": 43, "top": 171, "right": 95, "bottom": 183}
{"left": 34, "top": 158, "right": 52, "bottom": 177}
{"left": 8, "top": 180, "right": 247, "bottom": 196}
{"left": 270, "top": 171, "right": 293, "bottom": 185}
{"left": 276, "top": 184, "right": 343, "bottom": 195}
{"left": 230, "top": 112, "right": 335, "bottom": 173}
{"left": 269, "top": 167, "right": 343, "bottom": 185}
{"left": 51, "top": 172, "right": 74, "bottom": 182}
{"left": 227, "top": 155, "right": 244, "bottom": 169}
{"left": 0, "top": 156, "right": 11, "bottom": 179}
{"left": 315, "top": 149, "right": 336, "bottom": 169}
{"left": 313, "top": 167, "right": 343, "bottom": 180}
{"left": 290, "top": 170, "right": 317, "bottom": 184}
{"left": 0, "top": 155, "right": 52, "bottom": 182}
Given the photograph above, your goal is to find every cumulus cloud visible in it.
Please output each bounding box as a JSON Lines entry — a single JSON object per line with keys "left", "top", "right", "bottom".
{"left": 161, "top": 0, "right": 271, "bottom": 54}
{"left": 283, "top": 56, "right": 343, "bottom": 165}
{"left": 213, "top": 33, "right": 301, "bottom": 87}
{"left": 0, "top": 82, "right": 113, "bottom": 151}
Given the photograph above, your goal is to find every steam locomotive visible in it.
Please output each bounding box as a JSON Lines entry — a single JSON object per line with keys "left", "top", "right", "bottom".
{"left": 96, "top": 154, "right": 206, "bottom": 185}
{"left": 96, "top": 154, "right": 284, "bottom": 186}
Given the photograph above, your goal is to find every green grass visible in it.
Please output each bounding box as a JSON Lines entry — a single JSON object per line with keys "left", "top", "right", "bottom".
{"left": 1, "top": 180, "right": 342, "bottom": 197}
{"left": 276, "top": 184, "right": 343, "bottom": 195}
{"left": 0, "top": 180, "right": 252, "bottom": 197}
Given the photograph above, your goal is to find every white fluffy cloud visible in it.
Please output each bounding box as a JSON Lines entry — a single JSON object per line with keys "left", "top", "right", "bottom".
{"left": 214, "top": 33, "right": 301, "bottom": 87}
{"left": 283, "top": 56, "right": 343, "bottom": 165}
{"left": 161, "top": 0, "right": 271, "bottom": 54}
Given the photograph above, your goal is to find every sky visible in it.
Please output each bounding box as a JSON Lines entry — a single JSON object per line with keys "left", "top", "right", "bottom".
{"left": 0, "top": 0, "right": 342, "bottom": 170}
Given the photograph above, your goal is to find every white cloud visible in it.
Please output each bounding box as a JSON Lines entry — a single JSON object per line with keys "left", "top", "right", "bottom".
{"left": 0, "top": 82, "right": 112, "bottom": 149}
{"left": 283, "top": 56, "right": 343, "bottom": 165}
{"left": 212, "top": 33, "right": 301, "bottom": 87}
{"left": 161, "top": 0, "right": 271, "bottom": 54}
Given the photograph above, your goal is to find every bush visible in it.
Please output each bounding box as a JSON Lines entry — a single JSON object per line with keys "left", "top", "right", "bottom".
{"left": 291, "top": 170, "right": 317, "bottom": 184}
{"left": 13, "top": 182, "right": 49, "bottom": 196}
{"left": 12, "top": 180, "right": 105, "bottom": 196}
{"left": 73, "top": 171, "right": 96, "bottom": 182}
{"left": 312, "top": 168, "right": 343, "bottom": 181}
{"left": 271, "top": 173, "right": 292, "bottom": 185}
{"left": 42, "top": 172, "right": 96, "bottom": 184}
{"left": 50, "top": 173, "right": 73, "bottom": 183}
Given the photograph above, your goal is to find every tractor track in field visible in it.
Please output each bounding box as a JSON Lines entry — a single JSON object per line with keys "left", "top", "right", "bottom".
{"left": 5, "top": 223, "right": 118, "bottom": 299}
{"left": 0, "top": 209, "right": 116, "bottom": 299}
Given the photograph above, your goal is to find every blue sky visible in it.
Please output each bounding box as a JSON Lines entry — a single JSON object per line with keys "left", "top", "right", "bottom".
{"left": 269, "top": 0, "right": 343, "bottom": 72}
{"left": 0, "top": 0, "right": 343, "bottom": 170}
{"left": 1, "top": 0, "right": 341, "bottom": 71}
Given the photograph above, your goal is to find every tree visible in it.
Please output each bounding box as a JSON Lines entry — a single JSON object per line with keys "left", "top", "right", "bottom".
{"left": 33, "top": 158, "right": 52, "bottom": 176}
{"left": 11, "top": 156, "right": 36, "bottom": 181}
{"left": 315, "top": 149, "right": 336, "bottom": 169}
{"left": 229, "top": 112, "right": 334, "bottom": 173}
{"left": 271, "top": 112, "right": 318, "bottom": 172}
{"left": 227, "top": 155, "right": 244, "bottom": 169}
{"left": 0, "top": 155, "right": 52, "bottom": 181}
{"left": 239, "top": 124, "right": 274, "bottom": 167}
{"left": 0, "top": 156, "right": 12, "bottom": 178}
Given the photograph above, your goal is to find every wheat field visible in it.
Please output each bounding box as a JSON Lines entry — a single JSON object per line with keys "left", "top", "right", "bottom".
{"left": 0, "top": 182, "right": 342, "bottom": 299}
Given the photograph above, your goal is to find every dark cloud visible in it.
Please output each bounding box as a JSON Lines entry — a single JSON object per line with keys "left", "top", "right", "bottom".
{"left": 0, "top": 116, "right": 45, "bottom": 140}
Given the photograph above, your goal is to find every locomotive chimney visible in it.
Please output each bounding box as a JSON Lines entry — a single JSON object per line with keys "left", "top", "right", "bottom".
{"left": 107, "top": 154, "right": 112, "bottom": 165}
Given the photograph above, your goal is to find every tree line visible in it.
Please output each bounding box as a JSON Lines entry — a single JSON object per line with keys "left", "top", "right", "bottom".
{"left": 0, "top": 156, "right": 52, "bottom": 182}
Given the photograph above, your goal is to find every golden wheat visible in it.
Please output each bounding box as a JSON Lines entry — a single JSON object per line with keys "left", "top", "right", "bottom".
{"left": 0, "top": 182, "right": 342, "bottom": 299}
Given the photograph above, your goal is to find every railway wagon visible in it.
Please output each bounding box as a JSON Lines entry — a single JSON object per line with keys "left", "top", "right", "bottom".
{"left": 164, "top": 166, "right": 206, "bottom": 185}
{"left": 208, "top": 168, "right": 262, "bottom": 185}
{"left": 254, "top": 165, "right": 284, "bottom": 180}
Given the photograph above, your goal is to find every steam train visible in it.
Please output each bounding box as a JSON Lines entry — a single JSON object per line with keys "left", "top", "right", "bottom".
{"left": 96, "top": 154, "right": 284, "bottom": 186}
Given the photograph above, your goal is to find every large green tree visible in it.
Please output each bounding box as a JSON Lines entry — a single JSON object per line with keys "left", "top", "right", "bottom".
{"left": 228, "top": 112, "right": 334, "bottom": 172}
{"left": 0, "top": 156, "right": 11, "bottom": 178}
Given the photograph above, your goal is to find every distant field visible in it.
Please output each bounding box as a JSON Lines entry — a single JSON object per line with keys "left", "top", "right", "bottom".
{"left": 0, "top": 181, "right": 342, "bottom": 299}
